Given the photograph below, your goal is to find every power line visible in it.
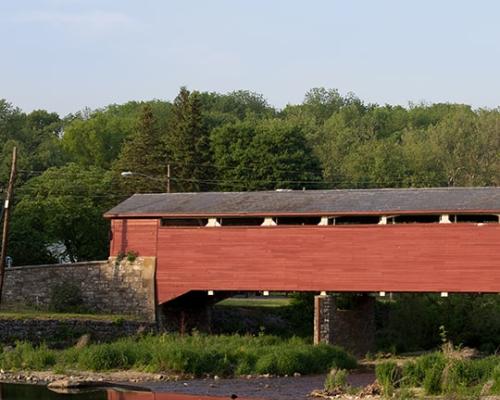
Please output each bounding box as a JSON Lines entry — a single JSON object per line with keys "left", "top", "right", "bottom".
{"left": 17, "top": 161, "right": 430, "bottom": 183}
{"left": 14, "top": 169, "right": 445, "bottom": 187}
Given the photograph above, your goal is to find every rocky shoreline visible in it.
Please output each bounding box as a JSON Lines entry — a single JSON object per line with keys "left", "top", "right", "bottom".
{"left": 0, "top": 369, "right": 181, "bottom": 385}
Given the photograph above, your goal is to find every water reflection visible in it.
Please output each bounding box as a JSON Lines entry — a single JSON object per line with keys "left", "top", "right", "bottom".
{"left": 107, "top": 392, "right": 243, "bottom": 400}
{"left": 0, "top": 383, "right": 106, "bottom": 399}
{"left": 0, "top": 383, "right": 254, "bottom": 400}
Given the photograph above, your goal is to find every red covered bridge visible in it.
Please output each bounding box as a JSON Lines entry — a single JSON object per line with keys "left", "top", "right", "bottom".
{"left": 105, "top": 187, "right": 500, "bottom": 350}
{"left": 105, "top": 187, "right": 500, "bottom": 304}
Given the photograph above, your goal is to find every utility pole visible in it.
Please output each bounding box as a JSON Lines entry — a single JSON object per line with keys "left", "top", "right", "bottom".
{"left": 0, "top": 147, "right": 17, "bottom": 305}
{"left": 167, "top": 163, "right": 171, "bottom": 193}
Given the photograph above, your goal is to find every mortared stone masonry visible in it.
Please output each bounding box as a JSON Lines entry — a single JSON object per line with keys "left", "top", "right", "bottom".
{"left": 2, "top": 257, "right": 156, "bottom": 322}
{"left": 314, "top": 294, "right": 375, "bottom": 356}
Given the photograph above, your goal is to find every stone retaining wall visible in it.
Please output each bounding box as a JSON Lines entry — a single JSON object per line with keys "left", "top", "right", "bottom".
{"left": 0, "top": 318, "right": 155, "bottom": 347}
{"left": 1, "top": 257, "right": 156, "bottom": 322}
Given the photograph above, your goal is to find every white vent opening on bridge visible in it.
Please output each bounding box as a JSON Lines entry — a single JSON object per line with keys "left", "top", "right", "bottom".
{"left": 261, "top": 217, "right": 277, "bottom": 226}
{"left": 206, "top": 218, "right": 221, "bottom": 227}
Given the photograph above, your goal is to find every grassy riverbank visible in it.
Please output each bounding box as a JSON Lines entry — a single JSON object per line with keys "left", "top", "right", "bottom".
{"left": 0, "top": 310, "right": 137, "bottom": 322}
{"left": 375, "top": 349, "right": 500, "bottom": 397}
{"left": 217, "top": 297, "right": 292, "bottom": 308}
{"left": 0, "top": 334, "right": 356, "bottom": 377}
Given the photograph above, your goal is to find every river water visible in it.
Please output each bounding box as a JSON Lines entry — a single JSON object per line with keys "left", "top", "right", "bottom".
{"left": 0, "top": 372, "right": 375, "bottom": 399}
{"left": 0, "top": 383, "right": 257, "bottom": 400}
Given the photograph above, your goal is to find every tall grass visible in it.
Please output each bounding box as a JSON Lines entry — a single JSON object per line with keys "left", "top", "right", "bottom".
{"left": 381, "top": 351, "right": 500, "bottom": 397}
{"left": 0, "top": 334, "right": 356, "bottom": 377}
{"left": 375, "top": 361, "right": 401, "bottom": 397}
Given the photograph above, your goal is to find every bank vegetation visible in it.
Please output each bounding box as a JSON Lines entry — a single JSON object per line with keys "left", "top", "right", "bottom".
{"left": 0, "top": 333, "right": 356, "bottom": 377}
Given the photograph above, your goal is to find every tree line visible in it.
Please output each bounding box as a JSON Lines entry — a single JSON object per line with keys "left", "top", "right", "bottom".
{"left": 0, "top": 88, "right": 499, "bottom": 265}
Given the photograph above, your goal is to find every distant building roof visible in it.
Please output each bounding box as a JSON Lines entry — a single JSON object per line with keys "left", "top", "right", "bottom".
{"left": 104, "top": 187, "right": 500, "bottom": 218}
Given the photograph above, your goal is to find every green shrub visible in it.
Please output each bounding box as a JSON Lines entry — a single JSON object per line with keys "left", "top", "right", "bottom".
{"left": 313, "top": 344, "right": 358, "bottom": 371}
{"left": 126, "top": 250, "right": 138, "bottom": 262}
{"left": 283, "top": 293, "right": 315, "bottom": 337}
{"left": 255, "top": 352, "right": 279, "bottom": 375}
{"left": 273, "top": 349, "right": 304, "bottom": 375}
{"left": 49, "top": 282, "right": 84, "bottom": 313}
{"left": 0, "top": 342, "right": 56, "bottom": 370}
{"left": 0, "top": 334, "right": 356, "bottom": 377}
{"left": 376, "top": 361, "right": 402, "bottom": 397}
{"left": 234, "top": 352, "right": 257, "bottom": 375}
{"left": 77, "top": 343, "right": 133, "bottom": 371}
{"left": 401, "top": 352, "right": 445, "bottom": 388}
{"left": 400, "top": 353, "right": 500, "bottom": 396}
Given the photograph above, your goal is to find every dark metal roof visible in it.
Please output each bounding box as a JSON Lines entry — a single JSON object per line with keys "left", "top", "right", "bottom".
{"left": 104, "top": 187, "right": 500, "bottom": 218}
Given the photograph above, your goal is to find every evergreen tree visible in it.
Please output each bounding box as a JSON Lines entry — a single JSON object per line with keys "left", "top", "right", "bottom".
{"left": 166, "top": 87, "right": 212, "bottom": 192}
{"left": 112, "top": 104, "right": 167, "bottom": 194}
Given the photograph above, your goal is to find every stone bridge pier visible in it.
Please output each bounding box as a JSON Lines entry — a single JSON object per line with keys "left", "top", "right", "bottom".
{"left": 314, "top": 293, "right": 375, "bottom": 356}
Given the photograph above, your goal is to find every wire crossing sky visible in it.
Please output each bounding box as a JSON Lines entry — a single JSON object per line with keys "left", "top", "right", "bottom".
{"left": 1, "top": 0, "right": 499, "bottom": 116}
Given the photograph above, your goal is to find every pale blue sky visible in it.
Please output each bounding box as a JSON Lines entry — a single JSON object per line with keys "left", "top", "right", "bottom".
{"left": 1, "top": 0, "right": 499, "bottom": 116}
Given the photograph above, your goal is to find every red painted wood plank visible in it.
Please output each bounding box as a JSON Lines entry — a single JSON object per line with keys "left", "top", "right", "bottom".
{"left": 110, "top": 219, "right": 158, "bottom": 257}
{"left": 111, "top": 221, "right": 500, "bottom": 303}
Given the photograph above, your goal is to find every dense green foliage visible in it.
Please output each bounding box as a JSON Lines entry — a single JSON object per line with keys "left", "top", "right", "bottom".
{"left": 279, "top": 293, "right": 500, "bottom": 353}
{"left": 112, "top": 104, "right": 168, "bottom": 195}
{"left": 165, "top": 87, "right": 212, "bottom": 192}
{"left": 376, "top": 294, "right": 500, "bottom": 353}
{"left": 1, "top": 87, "right": 499, "bottom": 264}
{"left": 9, "top": 164, "right": 114, "bottom": 264}
{"left": 0, "top": 334, "right": 356, "bottom": 377}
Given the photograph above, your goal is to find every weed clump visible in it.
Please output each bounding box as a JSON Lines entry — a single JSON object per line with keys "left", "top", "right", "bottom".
{"left": 491, "top": 364, "right": 500, "bottom": 394}
{"left": 375, "top": 361, "right": 401, "bottom": 397}
{"left": 398, "top": 349, "right": 500, "bottom": 396}
{"left": 0, "top": 342, "right": 56, "bottom": 370}
{"left": 324, "top": 368, "right": 349, "bottom": 394}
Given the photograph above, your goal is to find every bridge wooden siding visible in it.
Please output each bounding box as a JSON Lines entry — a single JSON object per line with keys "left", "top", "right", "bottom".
{"left": 110, "top": 219, "right": 500, "bottom": 304}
